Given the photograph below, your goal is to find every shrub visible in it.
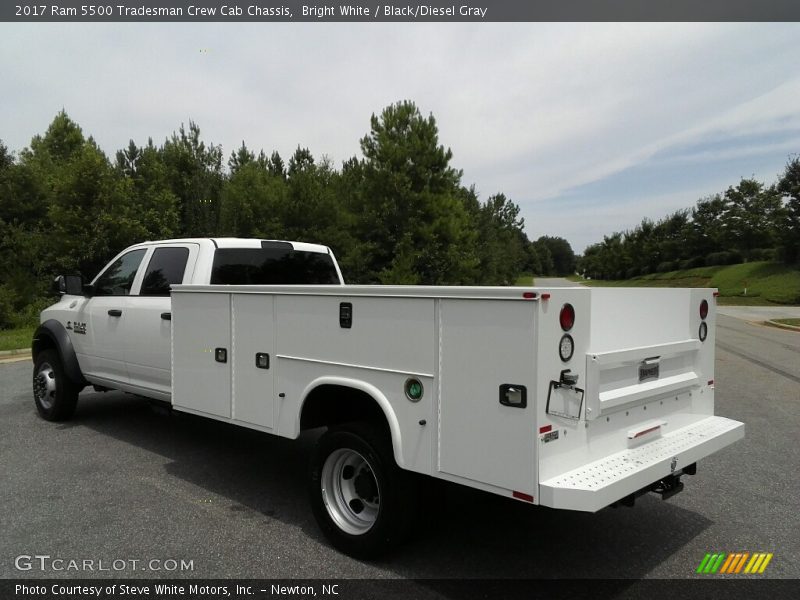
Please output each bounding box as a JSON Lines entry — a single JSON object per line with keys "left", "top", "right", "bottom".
{"left": 680, "top": 256, "right": 705, "bottom": 269}
{"left": 706, "top": 251, "right": 744, "bottom": 266}
{"left": 656, "top": 261, "right": 676, "bottom": 273}
{"left": 748, "top": 248, "right": 777, "bottom": 262}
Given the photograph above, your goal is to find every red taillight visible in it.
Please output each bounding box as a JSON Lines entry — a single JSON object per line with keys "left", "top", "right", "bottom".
{"left": 700, "top": 299, "right": 709, "bottom": 320}
{"left": 559, "top": 303, "right": 575, "bottom": 331}
{"left": 522, "top": 292, "right": 537, "bottom": 299}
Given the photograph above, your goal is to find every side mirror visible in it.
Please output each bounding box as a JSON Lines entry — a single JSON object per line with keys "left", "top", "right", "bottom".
{"left": 53, "top": 274, "right": 85, "bottom": 296}
{"left": 52, "top": 275, "right": 66, "bottom": 295}
{"left": 64, "top": 275, "right": 85, "bottom": 296}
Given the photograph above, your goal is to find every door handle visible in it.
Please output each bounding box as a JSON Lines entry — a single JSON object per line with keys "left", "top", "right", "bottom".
{"left": 160, "top": 312, "right": 172, "bottom": 321}
{"left": 108, "top": 309, "right": 122, "bottom": 317}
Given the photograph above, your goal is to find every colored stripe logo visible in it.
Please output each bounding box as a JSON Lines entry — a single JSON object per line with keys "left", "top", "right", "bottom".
{"left": 696, "top": 552, "right": 773, "bottom": 574}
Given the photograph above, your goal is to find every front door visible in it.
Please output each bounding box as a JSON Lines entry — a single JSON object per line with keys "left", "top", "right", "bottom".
{"left": 82, "top": 248, "right": 147, "bottom": 383}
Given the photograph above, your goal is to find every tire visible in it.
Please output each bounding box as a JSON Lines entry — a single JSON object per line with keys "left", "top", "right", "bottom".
{"left": 32, "top": 348, "right": 80, "bottom": 421}
{"left": 308, "top": 422, "right": 418, "bottom": 558}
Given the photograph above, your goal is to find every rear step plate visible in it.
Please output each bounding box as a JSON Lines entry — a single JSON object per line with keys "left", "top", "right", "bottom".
{"left": 539, "top": 416, "right": 744, "bottom": 512}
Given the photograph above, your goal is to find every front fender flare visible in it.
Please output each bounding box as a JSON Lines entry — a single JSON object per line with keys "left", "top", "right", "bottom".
{"left": 32, "top": 319, "right": 87, "bottom": 386}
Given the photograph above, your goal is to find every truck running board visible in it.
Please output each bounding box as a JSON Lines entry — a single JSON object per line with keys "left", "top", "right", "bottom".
{"left": 539, "top": 416, "right": 744, "bottom": 512}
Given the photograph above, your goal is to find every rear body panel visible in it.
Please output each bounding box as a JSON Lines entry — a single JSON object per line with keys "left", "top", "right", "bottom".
{"left": 536, "top": 287, "right": 743, "bottom": 511}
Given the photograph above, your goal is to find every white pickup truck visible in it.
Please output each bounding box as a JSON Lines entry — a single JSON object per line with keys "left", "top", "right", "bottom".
{"left": 33, "top": 237, "right": 744, "bottom": 557}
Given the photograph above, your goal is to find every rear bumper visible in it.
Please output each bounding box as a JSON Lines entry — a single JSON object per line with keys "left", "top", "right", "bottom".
{"left": 538, "top": 416, "right": 744, "bottom": 512}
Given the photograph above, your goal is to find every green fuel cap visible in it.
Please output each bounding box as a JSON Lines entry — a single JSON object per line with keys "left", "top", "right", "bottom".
{"left": 405, "top": 378, "right": 424, "bottom": 402}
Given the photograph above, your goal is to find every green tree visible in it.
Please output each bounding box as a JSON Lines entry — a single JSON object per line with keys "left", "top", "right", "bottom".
{"left": 228, "top": 141, "right": 255, "bottom": 174}
{"left": 117, "top": 139, "right": 180, "bottom": 241}
{"left": 356, "top": 100, "right": 477, "bottom": 284}
{"left": 777, "top": 157, "right": 800, "bottom": 265}
{"left": 268, "top": 151, "right": 286, "bottom": 179}
{"left": 690, "top": 195, "right": 727, "bottom": 258}
{"left": 722, "top": 179, "right": 783, "bottom": 258}
{"left": 534, "top": 236, "right": 576, "bottom": 276}
{"left": 160, "top": 121, "right": 223, "bottom": 236}
{"left": 466, "top": 191, "right": 528, "bottom": 284}
{"left": 219, "top": 161, "right": 287, "bottom": 238}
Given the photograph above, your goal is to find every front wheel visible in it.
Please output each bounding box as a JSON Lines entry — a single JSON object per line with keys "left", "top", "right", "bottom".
{"left": 308, "top": 422, "right": 417, "bottom": 558}
{"left": 32, "top": 349, "right": 80, "bottom": 421}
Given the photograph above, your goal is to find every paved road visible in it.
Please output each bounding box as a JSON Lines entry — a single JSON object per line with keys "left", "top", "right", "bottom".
{"left": 533, "top": 277, "right": 580, "bottom": 288}
{"left": 1, "top": 317, "right": 798, "bottom": 583}
{"left": 717, "top": 305, "right": 800, "bottom": 322}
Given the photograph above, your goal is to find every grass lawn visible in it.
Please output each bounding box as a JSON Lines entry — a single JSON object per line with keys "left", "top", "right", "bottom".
{"left": 0, "top": 326, "right": 35, "bottom": 352}
{"left": 577, "top": 262, "right": 800, "bottom": 306}
{"left": 515, "top": 273, "right": 534, "bottom": 286}
{"left": 774, "top": 318, "right": 800, "bottom": 327}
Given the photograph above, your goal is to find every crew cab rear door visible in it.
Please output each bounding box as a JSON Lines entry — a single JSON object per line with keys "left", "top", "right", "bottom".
{"left": 122, "top": 243, "right": 199, "bottom": 396}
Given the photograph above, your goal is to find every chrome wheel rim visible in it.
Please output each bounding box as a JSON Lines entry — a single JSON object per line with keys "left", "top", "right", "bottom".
{"left": 34, "top": 362, "right": 57, "bottom": 410}
{"left": 321, "top": 448, "right": 380, "bottom": 535}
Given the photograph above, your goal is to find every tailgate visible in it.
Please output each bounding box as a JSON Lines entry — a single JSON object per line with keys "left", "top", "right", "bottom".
{"left": 540, "top": 416, "right": 744, "bottom": 511}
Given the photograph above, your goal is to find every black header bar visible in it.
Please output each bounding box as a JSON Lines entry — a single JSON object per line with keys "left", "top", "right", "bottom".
{"left": 3, "top": 0, "right": 800, "bottom": 22}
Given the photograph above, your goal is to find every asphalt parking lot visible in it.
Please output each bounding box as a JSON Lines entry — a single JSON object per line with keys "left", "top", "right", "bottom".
{"left": 1, "top": 314, "right": 798, "bottom": 583}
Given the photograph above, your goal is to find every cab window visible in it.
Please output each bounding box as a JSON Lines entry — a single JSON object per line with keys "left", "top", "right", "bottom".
{"left": 210, "top": 247, "right": 340, "bottom": 285}
{"left": 93, "top": 249, "right": 146, "bottom": 296}
{"left": 140, "top": 247, "right": 190, "bottom": 296}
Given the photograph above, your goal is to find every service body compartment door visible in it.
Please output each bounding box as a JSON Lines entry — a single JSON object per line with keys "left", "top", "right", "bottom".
{"left": 232, "top": 293, "right": 275, "bottom": 429}
{"left": 172, "top": 292, "right": 231, "bottom": 418}
{"left": 438, "top": 299, "right": 537, "bottom": 493}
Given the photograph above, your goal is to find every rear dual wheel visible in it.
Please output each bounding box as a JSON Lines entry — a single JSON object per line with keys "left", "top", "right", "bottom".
{"left": 308, "top": 422, "right": 418, "bottom": 558}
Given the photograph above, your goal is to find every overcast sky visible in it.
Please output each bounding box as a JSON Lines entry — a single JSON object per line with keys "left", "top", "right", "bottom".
{"left": 2, "top": 23, "right": 799, "bottom": 252}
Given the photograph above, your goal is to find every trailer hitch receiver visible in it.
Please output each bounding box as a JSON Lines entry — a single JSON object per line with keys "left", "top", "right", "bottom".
{"left": 650, "top": 474, "right": 684, "bottom": 501}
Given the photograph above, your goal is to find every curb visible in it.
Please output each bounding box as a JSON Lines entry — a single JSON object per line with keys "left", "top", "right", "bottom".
{"left": 765, "top": 320, "right": 800, "bottom": 332}
{"left": 0, "top": 347, "right": 32, "bottom": 357}
{"left": 0, "top": 355, "right": 32, "bottom": 364}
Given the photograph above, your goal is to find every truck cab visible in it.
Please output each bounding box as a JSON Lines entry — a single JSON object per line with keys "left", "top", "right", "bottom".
{"left": 35, "top": 238, "right": 343, "bottom": 403}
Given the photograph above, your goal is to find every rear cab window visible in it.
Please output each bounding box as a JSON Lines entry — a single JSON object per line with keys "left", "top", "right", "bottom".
{"left": 211, "top": 243, "right": 340, "bottom": 285}
{"left": 141, "top": 247, "right": 191, "bottom": 296}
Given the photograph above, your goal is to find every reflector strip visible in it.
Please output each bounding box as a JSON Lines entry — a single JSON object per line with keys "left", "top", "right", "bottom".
{"left": 522, "top": 292, "right": 537, "bottom": 299}
{"left": 631, "top": 425, "right": 660, "bottom": 439}
{"left": 512, "top": 491, "right": 534, "bottom": 503}
{"left": 539, "top": 425, "right": 552, "bottom": 434}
